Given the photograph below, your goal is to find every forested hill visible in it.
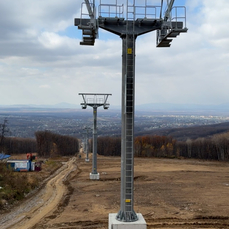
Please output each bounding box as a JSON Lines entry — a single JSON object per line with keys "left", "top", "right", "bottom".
{"left": 136, "top": 121, "right": 229, "bottom": 141}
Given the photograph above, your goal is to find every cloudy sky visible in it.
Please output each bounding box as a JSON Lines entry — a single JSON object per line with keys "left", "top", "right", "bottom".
{"left": 0, "top": 0, "right": 228, "bottom": 108}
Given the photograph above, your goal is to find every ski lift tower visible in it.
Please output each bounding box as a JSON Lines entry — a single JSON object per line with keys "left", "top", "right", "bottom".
{"left": 75, "top": 0, "right": 187, "bottom": 227}
{"left": 79, "top": 93, "right": 111, "bottom": 180}
{"left": 83, "top": 126, "right": 91, "bottom": 162}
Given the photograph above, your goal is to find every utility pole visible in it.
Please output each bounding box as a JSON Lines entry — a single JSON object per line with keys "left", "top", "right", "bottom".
{"left": 75, "top": 0, "right": 187, "bottom": 227}
{"left": 79, "top": 93, "right": 112, "bottom": 180}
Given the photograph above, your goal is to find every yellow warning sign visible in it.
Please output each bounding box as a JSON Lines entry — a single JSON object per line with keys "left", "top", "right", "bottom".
{"left": 125, "top": 199, "right": 131, "bottom": 203}
{"left": 127, "top": 48, "right": 132, "bottom": 54}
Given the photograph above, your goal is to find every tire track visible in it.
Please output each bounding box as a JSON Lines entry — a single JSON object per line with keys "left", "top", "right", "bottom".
{"left": 1, "top": 157, "right": 77, "bottom": 229}
{"left": 146, "top": 217, "right": 229, "bottom": 228}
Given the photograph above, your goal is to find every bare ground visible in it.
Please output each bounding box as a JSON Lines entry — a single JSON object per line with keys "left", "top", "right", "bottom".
{"left": 1, "top": 152, "right": 229, "bottom": 229}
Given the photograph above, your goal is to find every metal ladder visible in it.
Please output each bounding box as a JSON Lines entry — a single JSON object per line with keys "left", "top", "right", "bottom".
{"left": 123, "top": 0, "right": 137, "bottom": 221}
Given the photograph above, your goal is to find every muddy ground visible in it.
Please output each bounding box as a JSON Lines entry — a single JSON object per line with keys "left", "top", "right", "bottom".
{"left": 2, "top": 153, "right": 229, "bottom": 228}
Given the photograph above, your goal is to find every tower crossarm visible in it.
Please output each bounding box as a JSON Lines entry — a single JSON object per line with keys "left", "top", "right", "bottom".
{"left": 75, "top": 1, "right": 187, "bottom": 47}
{"left": 79, "top": 93, "right": 112, "bottom": 109}
{"left": 98, "top": 17, "right": 162, "bottom": 37}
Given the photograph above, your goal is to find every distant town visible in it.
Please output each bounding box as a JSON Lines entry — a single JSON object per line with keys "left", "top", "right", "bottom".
{"left": 1, "top": 106, "right": 229, "bottom": 141}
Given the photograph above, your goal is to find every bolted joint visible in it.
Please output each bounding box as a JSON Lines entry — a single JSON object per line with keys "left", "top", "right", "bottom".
{"left": 116, "top": 210, "right": 138, "bottom": 222}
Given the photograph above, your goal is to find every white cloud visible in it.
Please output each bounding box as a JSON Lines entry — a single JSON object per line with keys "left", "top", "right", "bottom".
{"left": 39, "top": 85, "right": 51, "bottom": 89}
{"left": 0, "top": 0, "right": 229, "bottom": 107}
{"left": 38, "top": 32, "right": 66, "bottom": 49}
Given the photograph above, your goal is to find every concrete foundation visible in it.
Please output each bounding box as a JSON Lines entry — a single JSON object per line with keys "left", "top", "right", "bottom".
{"left": 108, "top": 213, "right": 147, "bottom": 229}
{"left": 90, "top": 173, "right": 100, "bottom": 180}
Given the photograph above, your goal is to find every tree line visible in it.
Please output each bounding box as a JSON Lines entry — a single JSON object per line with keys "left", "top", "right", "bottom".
{"left": 1, "top": 122, "right": 229, "bottom": 161}
{"left": 0, "top": 131, "right": 79, "bottom": 157}
{"left": 35, "top": 131, "right": 79, "bottom": 157}
{"left": 2, "top": 137, "right": 37, "bottom": 155}
{"left": 96, "top": 132, "right": 229, "bottom": 161}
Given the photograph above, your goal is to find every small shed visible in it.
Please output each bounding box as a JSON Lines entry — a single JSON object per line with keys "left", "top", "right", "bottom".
{"left": 6, "top": 159, "right": 31, "bottom": 172}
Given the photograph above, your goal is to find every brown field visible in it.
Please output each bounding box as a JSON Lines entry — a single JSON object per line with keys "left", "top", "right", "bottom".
{"left": 1, "top": 153, "right": 229, "bottom": 229}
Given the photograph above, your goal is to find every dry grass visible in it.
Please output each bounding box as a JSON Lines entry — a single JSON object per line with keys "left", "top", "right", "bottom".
{"left": 0, "top": 154, "right": 68, "bottom": 212}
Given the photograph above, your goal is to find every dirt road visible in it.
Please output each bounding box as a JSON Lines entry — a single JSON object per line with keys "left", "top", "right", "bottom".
{"left": 0, "top": 157, "right": 77, "bottom": 229}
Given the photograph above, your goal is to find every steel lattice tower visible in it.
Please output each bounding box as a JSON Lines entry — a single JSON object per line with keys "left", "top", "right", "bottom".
{"left": 75, "top": 0, "right": 187, "bottom": 222}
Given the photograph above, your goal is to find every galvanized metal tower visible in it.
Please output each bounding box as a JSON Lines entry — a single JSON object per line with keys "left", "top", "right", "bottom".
{"left": 79, "top": 93, "right": 111, "bottom": 180}
{"left": 83, "top": 126, "right": 91, "bottom": 162}
{"left": 75, "top": 0, "right": 187, "bottom": 224}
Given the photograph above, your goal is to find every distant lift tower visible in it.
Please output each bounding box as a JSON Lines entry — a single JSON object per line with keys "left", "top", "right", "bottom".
{"left": 83, "top": 126, "right": 91, "bottom": 162}
{"left": 79, "top": 93, "right": 111, "bottom": 180}
{"left": 75, "top": 0, "right": 187, "bottom": 226}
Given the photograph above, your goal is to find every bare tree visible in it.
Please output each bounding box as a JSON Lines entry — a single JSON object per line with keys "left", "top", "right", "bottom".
{"left": 0, "top": 118, "right": 10, "bottom": 152}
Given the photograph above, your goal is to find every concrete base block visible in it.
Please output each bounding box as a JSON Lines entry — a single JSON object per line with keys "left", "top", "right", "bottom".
{"left": 108, "top": 213, "right": 147, "bottom": 229}
{"left": 85, "top": 158, "right": 90, "bottom": 162}
{"left": 90, "top": 173, "right": 100, "bottom": 180}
